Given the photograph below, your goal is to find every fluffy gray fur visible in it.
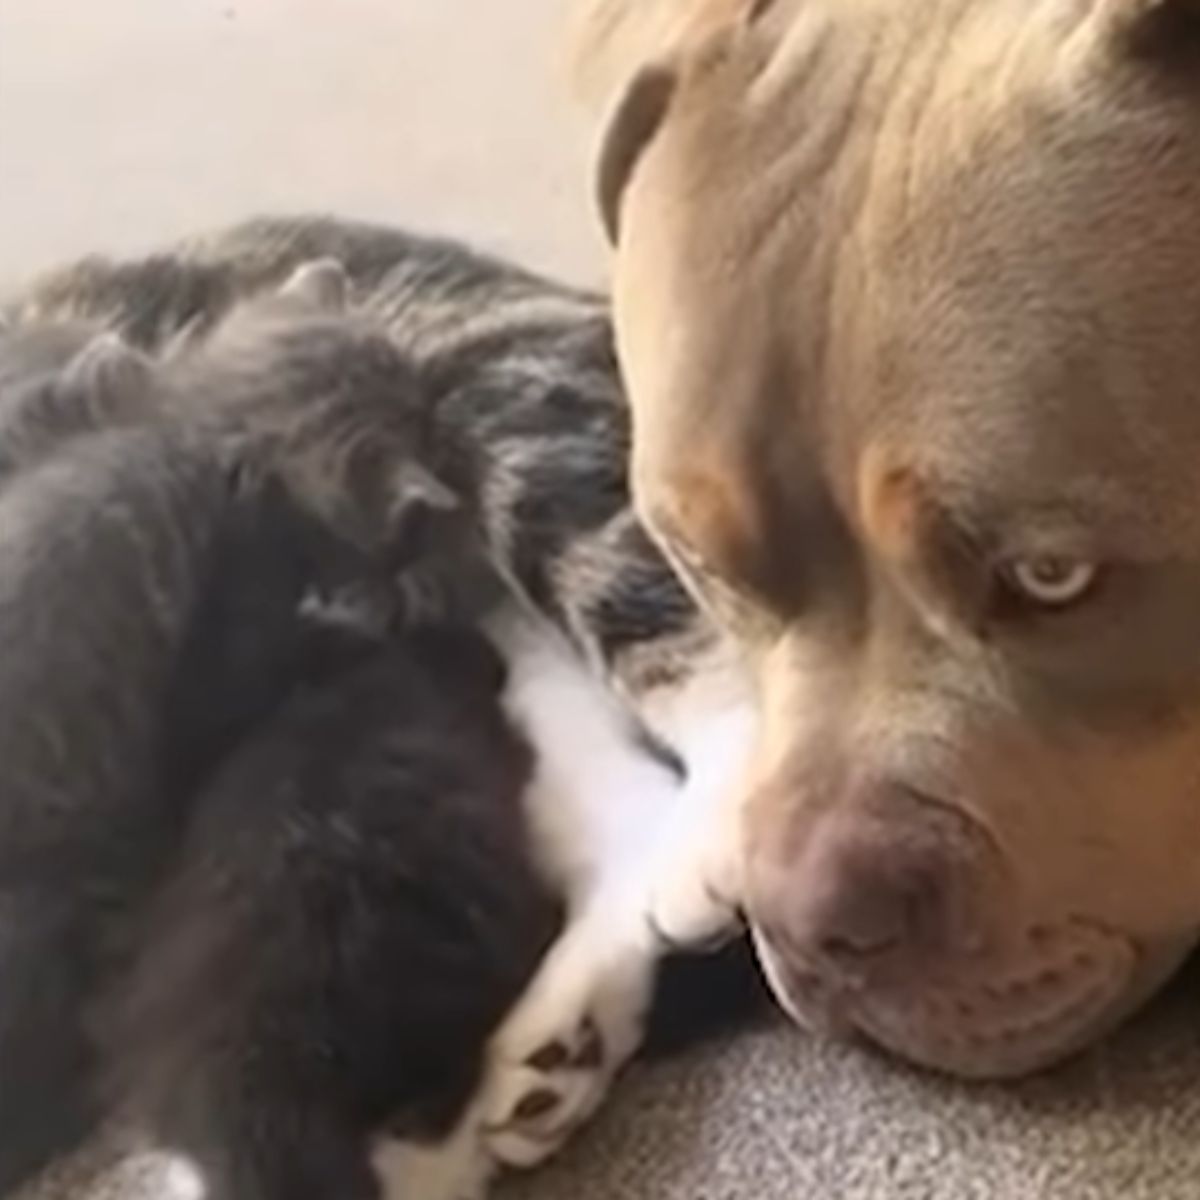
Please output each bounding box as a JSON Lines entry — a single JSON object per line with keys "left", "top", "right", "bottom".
{"left": 0, "top": 262, "right": 475, "bottom": 1193}
{"left": 4, "top": 216, "right": 713, "bottom": 708}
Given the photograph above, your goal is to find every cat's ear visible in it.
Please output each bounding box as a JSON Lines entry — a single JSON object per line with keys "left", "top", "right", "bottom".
{"left": 61, "top": 331, "right": 155, "bottom": 408}
{"left": 388, "top": 460, "right": 459, "bottom": 523}
{"left": 277, "top": 258, "right": 349, "bottom": 311}
{"left": 383, "top": 460, "right": 461, "bottom": 567}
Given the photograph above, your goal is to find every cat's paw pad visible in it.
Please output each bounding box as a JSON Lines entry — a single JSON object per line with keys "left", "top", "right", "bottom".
{"left": 481, "top": 919, "right": 655, "bottom": 1168}
{"left": 481, "top": 1014, "right": 612, "bottom": 1168}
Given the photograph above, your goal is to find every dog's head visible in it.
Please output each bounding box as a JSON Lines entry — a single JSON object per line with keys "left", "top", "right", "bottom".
{"left": 581, "top": 0, "right": 1200, "bottom": 1077}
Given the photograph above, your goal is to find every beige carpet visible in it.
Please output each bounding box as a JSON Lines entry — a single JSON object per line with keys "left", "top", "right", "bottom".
{"left": 502, "top": 969, "right": 1200, "bottom": 1200}
{"left": 3, "top": 3, "right": 1198, "bottom": 1198}
{"left": 19, "top": 963, "right": 1200, "bottom": 1200}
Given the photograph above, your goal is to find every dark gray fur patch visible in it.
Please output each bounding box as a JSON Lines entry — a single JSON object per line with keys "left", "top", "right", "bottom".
{"left": 7, "top": 215, "right": 708, "bottom": 692}
{"left": 0, "top": 277, "right": 514, "bottom": 1194}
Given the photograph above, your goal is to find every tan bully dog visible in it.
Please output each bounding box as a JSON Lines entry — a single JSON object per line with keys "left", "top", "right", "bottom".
{"left": 570, "top": 0, "right": 1200, "bottom": 1081}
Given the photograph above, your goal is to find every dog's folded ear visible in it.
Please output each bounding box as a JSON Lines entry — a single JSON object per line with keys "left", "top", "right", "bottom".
{"left": 1090, "top": 0, "right": 1200, "bottom": 58}
{"left": 567, "top": 0, "right": 773, "bottom": 106}
{"left": 595, "top": 64, "right": 678, "bottom": 245}
{"left": 576, "top": 0, "right": 779, "bottom": 244}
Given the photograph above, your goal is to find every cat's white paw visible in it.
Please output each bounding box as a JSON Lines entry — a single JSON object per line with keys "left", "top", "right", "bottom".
{"left": 647, "top": 854, "right": 743, "bottom": 951}
{"left": 371, "top": 1109, "right": 493, "bottom": 1200}
{"left": 479, "top": 912, "right": 656, "bottom": 1169}
{"left": 642, "top": 788, "right": 745, "bottom": 951}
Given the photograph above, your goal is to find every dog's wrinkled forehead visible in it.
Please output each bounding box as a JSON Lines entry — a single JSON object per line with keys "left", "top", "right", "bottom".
{"left": 594, "top": 0, "right": 1200, "bottom": 562}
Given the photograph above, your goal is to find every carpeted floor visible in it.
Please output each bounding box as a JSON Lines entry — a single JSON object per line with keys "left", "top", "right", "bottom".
{"left": 20, "top": 961, "right": 1200, "bottom": 1200}
{"left": 502, "top": 965, "right": 1200, "bottom": 1200}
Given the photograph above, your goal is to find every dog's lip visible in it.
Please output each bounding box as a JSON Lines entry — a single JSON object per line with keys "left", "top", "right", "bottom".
{"left": 852, "top": 926, "right": 1137, "bottom": 1079}
{"left": 752, "top": 918, "right": 1191, "bottom": 1079}
{"left": 751, "top": 926, "right": 859, "bottom": 1036}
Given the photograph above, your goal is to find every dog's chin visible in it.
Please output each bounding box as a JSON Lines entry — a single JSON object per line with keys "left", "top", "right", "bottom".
{"left": 752, "top": 922, "right": 1197, "bottom": 1080}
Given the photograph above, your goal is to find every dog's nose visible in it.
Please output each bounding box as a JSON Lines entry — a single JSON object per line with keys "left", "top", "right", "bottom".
{"left": 780, "top": 795, "right": 987, "bottom": 974}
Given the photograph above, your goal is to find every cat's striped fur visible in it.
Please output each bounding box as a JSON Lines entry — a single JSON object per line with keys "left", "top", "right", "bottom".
{"left": 6, "top": 216, "right": 714, "bottom": 710}
{"left": 2, "top": 219, "right": 758, "bottom": 1196}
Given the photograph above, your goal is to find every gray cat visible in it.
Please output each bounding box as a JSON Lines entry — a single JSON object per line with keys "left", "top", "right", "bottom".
{"left": 0, "top": 260, "right": 562, "bottom": 1199}
{"left": 3, "top": 221, "right": 761, "bottom": 1195}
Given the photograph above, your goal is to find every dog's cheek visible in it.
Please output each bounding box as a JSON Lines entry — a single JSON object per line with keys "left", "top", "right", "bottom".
{"left": 1010, "top": 715, "right": 1200, "bottom": 941}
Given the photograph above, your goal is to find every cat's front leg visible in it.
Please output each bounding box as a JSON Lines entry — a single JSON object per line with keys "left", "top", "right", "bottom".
{"left": 478, "top": 898, "right": 657, "bottom": 1168}
{"left": 474, "top": 611, "right": 754, "bottom": 1170}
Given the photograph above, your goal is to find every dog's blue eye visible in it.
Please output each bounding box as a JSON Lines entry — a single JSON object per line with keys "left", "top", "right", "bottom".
{"left": 1003, "top": 556, "right": 1098, "bottom": 609}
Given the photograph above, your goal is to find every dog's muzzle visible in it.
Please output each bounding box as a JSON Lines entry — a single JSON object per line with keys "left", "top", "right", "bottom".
{"left": 746, "top": 789, "right": 1195, "bottom": 1077}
